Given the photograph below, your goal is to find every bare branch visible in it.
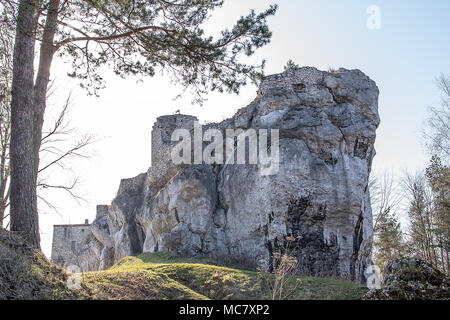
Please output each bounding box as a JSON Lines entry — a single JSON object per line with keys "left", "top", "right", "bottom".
{"left": 38, "top": 177, "right": 87, "bottom": 205}
{"left": 370, "top": 170, "right": 402, "bottom": 231}
{"left": 38, "top": 135, "right": 94, "bottom": 174}
{"left": 423, "top": 74, "right": 450, "bottom": 163}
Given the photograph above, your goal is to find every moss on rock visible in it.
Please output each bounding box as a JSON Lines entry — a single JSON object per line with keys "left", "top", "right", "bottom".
{"left": 364, "top": 257, "right": 450, "bottom": 300}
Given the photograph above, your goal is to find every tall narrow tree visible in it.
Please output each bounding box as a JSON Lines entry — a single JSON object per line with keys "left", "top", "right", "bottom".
{"left": 10, "top": 0, "right": 42, "bottom": 247}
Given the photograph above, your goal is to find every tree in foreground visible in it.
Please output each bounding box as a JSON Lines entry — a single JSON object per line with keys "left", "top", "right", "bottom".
{"left": 5, "top": 0, "right": 277, "bottom": 248}
{"left": 1, "top": 4, "right": 94, "bottom": 229}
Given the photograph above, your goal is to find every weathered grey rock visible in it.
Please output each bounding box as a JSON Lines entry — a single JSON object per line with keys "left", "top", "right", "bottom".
{"left": 139, "top": 165, "right": 218, "bottom": 256}
{"left": 61, "top": 67, "right": 379, "bottom": 282}
{"left": 363, "top": 257, "right": 450, "bottom": 300}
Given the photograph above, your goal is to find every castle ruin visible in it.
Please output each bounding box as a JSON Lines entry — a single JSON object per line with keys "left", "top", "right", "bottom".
{"left": 51, "top": 67, "right": 379, "bottom": 283}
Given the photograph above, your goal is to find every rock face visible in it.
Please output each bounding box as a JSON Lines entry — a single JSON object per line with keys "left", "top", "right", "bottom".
{"left": 363, "top": 257, "right": 450, "bottom": 300}
{"left": 66, "top": 67, "right": 379, "bottom": 282}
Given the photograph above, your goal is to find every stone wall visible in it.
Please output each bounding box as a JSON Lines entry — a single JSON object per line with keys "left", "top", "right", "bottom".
{"left": 51, "top": 220, "right": 102, "bottom": 271}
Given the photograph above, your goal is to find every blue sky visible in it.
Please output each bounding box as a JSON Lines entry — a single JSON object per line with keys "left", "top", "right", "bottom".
{"left": 36, "top": 1, "right": 450, "bottom": 256}
{"left": 256, "top": 0, "right": 450, "bottom": 172}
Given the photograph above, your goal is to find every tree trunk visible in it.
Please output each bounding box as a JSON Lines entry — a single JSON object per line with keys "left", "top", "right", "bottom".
{"left": 0, "top": 202, "right": 4, "bottom": 228}
{"left": 10, "top": 0, "right": 41, "bottom": 248}
{"left": 445, "top": 234, "right": 450, "bottom": 275}
{"left": 10, "top": 0, "right": 60, "bottom": 247}
{"left": 33, "top": 0, "right": 60, "bottom": 169}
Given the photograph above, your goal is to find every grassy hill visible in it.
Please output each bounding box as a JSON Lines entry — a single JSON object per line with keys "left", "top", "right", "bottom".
{"left": 83, "top": 252, "right": 368, "bottom": 300}
{"left": 0, "top": 229, "right": 86, "bottom": 300}
{"left": 0, "top": 229, "right": 368, "bottom": 300}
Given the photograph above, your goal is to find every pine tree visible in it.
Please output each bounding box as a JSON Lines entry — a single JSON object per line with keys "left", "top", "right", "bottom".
{"left": 373, "top": 208, "right": 403, "bottom": 271}
{"left": 283, "top": 59, "right": 300, "bottom": 71}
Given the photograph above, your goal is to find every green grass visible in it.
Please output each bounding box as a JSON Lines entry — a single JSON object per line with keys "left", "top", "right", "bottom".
{"left": 0, "top": 229, "right": 367, "bottom": 301}
{"left": 0, "top": 230, "right": 368, "bottom": 301}
{"left": 83, "top": 252, "right": 368, "bottom": 300}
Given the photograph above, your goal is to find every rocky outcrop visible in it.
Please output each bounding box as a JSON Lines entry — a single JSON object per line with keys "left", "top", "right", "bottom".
{"left": 71, "top": 67, "right": 379, "bottom": 282}
{"left": 363, "top": 257, "right": 450, "bottom": 300}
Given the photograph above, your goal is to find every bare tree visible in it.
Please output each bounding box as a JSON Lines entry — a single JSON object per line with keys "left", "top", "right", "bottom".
{"left": 424, "top": 74, "right": 450, "bottom": 163}
{"left": 37, "top": 94, "right": 94, "bottom": 212}
{"left": 402, "top": 171, "right": 441, "bottom": 270}
{"left": 0, "top": 90, "right": 94, "bottom": 227}
{"left": 369, "top": 170, "right": 402, "bottom": 231}
{"left": 369, "top": 170, "right": 404, "bottom": 271}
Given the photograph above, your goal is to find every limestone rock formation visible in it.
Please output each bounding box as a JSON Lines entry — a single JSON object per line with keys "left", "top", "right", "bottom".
{"left": 68, "top": 67, "right": 380, "bottom": 282}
